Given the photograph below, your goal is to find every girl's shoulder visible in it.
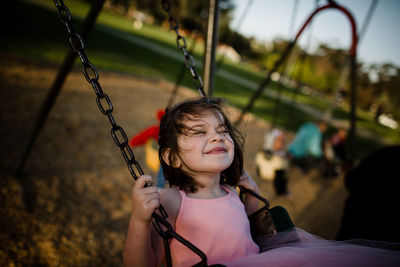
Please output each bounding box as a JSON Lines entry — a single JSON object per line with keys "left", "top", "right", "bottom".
{"left": 159, "top": 187, "right": 181, "bottom": 201}
{"left": 222, "top": 184, "right": 239, "bottom": 195}
{"left": 159, "top": 187, "right": 181, "bottom": 223}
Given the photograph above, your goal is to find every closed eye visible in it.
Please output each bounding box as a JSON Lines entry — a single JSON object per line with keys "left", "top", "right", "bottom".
{"left": 217, "top": 125, "right": 229, "bottom": 134}
{"left": 186, "top": 127, "right": 206, "bottom": 135}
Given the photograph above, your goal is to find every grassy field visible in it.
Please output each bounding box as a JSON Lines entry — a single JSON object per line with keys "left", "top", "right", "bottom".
{"left": 2, "top": 0, "right": 398, "bottom": 160}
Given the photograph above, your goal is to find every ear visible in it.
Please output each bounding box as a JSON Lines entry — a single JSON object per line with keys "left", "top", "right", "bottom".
{"left": 162, "top": 148, "right": 182, "bottom": 168}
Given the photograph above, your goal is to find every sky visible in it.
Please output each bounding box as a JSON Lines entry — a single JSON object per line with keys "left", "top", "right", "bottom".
{"left": 230, "top": 0, "right": 400, "bottom": 67}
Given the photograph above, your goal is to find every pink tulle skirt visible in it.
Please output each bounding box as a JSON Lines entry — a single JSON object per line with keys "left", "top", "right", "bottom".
{"left": 226, "top": 228, "right": 400, "bottom": 267}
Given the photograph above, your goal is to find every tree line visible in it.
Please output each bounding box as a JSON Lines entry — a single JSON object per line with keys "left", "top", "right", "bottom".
{"left": 98, "top": 0, "right": 399, "bottom": 123}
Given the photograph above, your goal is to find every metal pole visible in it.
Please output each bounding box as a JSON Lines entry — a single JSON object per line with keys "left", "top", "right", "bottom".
{"left": 203, "top": 0, "right": 220, "bottom": 96}
{"left": 349, "top": 54, "right": 357, "bottom": 166}
{"left": 14, "top": 0, "right": 106, "bottom": 177}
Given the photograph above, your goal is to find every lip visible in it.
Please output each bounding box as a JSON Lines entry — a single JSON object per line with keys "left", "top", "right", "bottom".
{"left": 205, "top": 147, "right": 227, "bottom": 154}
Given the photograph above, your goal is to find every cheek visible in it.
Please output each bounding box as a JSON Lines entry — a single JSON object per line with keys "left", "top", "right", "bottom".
{"left": 178, "top": 138, "right": 203, "bottom": 163}
{"left": 226, "top": 138, "right": 235, "bottom": 159}
{"left": 229, "top": 139, "right": 236, "bottom": 162}
{"left": 178, "top": 137, "right": 200, "bottom": 152}
{"left": 226, "top": 135, "right": 234, "bottom": 148}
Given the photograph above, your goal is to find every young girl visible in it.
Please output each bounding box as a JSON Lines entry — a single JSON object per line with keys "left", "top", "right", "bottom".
{"left": 123, "top": 97, "right": 400, "bottom": 267}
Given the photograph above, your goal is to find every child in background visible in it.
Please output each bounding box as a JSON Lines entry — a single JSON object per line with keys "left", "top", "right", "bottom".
{"left": 129, "top": 109, "right": 166, "bottom": 188}
{"left": 329, "top": 128, "right": 349, "bottom": 165}
{"left": 323, "top": 127, "right": 349, "bottom": 178}
{"left": 123, "top": 97, "right": 400, "bottom": 267}
{"left": 255, "top": 129, "right": 289, "bottom": 195}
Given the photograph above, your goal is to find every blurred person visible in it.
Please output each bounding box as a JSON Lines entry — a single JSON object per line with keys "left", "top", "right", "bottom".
{"left": 323, "top": 127, "right": 350, "bottom": 178}
{"left": 255, "top": 129, "right": 289, "bottom": 195}
{"left": 129, "top": 108, "right": 166, "bottom": 188}
{"left": 287, "top": 120, "right": 327, "bottom": 174}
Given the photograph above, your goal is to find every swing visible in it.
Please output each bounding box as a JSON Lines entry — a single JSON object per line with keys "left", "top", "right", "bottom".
{"left": 239, "top": 186, "right": 294, "bottom": 236}
{"left": 52, "top": 1, "right": 296, "bottom": 266}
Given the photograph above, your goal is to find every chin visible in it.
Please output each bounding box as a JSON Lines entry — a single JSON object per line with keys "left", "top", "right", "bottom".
{"left": 209, "top": 163, "right": 231, "bottom": 173}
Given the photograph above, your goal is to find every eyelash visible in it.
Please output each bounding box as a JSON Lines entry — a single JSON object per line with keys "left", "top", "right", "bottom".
{"left": 192, "top": 130, "right": 228, "bottom": 135}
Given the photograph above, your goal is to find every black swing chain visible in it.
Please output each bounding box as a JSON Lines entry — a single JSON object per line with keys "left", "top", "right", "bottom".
{"left": 161, "top": 0, "right": 206, "bottom": 97}
{"left": 52, "top": 0, "right": 174, "bottom": 217}
{"left": 52, "top": 1, "right": 210, "bottom": 266}
{"left": 53, "top": 0, "right": 144, "bottom": 180}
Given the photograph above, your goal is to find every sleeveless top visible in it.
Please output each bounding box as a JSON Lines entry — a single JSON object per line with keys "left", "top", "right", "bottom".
{"left": 170, "top": 186, "right": 259, "bottom": 267}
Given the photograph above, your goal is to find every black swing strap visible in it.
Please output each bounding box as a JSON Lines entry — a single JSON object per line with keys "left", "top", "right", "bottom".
{"left": 238, "top": 186, "right": 295, "bottom": 233}
{"left": 238, "top": 185, "right": 270, "bottom": 208}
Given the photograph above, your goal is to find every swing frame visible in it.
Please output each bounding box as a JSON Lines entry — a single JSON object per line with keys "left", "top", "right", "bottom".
{"left": 236, "top": 0, "right": 358, "bottom": 166}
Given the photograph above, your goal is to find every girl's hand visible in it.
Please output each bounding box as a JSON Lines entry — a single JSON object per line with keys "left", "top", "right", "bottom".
{"left": 131, "top": 175, "right": 160, "bottom": 224}
{"left": 238, "top": 170, "right": 260, "bottom": 215}
{"left": 238, "top": 170, "right": 259, "bottom": 193}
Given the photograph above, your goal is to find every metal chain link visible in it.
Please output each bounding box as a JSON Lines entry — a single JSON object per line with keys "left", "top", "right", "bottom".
{"left": 54, "top": 0, "right": 145, "bottom": 180}
{"left": 161, "top": 0, "right": 206, "bottom": 97}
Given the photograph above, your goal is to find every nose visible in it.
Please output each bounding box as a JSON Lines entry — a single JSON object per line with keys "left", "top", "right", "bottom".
{"left": 210, "top": 131, "right": 225, "bottom": 142}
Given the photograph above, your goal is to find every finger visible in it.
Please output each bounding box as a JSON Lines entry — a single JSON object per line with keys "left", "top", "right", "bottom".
{"left": 142, "top": 186, "right": 159, "bottom": 195}
{"left": 143, "top": 197, "right": 161, "bottom": 212}
{"left": 145, "top": 191, "right": 161, "bottom": 202}
{"left": 145, "top": 198, "right": 161, "bottom": 211}
{"left": 134, "top": 175, "right": 154, "bottom": 189}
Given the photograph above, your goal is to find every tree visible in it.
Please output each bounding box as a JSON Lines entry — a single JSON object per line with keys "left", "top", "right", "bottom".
{"left": 371, "top": 63, "right": 400, "bottom": 121}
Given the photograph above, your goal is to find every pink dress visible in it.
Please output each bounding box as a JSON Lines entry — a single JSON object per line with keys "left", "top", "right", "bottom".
{"left": 228, "top": 229, "right": 400, "bottom": 266}
{"left": 170, "top": 186, "right": 259, "bottom": 267}
{"left": 169, "top": 186, "right": 400, "bottom": 267}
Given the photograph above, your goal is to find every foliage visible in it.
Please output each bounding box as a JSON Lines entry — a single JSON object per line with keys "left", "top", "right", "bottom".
{"left": 4, "top": 0, "right": 399, "bottom": 153}
{"left": 362, "top": 63, "right": 400, "bottom": 121}
{"left": 259, "top": 39, "right": 400, "bottom": 123}
{"left": 103, "top": 0, "right": 400, "bottom": 124}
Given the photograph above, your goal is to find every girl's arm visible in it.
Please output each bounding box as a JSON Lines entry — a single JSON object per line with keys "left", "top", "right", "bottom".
{"left": 237, "top": 170, "right": 260, "bottom": 215}
{"left": 123, "top": 175, "right": 163, "bottom": 267}
{"left": 123, "top": 177, "right": 181, "bottom": 267}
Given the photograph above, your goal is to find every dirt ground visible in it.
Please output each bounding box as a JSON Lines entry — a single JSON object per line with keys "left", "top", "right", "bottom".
{"left": 0, "top": 55, "right": 348, "bottom": 266}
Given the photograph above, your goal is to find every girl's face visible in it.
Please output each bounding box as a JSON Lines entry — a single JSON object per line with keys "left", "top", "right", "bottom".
{"left": 176, "top": 111, "right": 234, "bottom": 176}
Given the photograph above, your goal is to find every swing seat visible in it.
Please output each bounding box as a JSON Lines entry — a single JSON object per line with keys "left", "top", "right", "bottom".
{"left": 269, "top": 206, "right": 295, "bottom": 232}
{"left": 239, "top": 186, "right": 295, "bottom": 239}
{"left": 248, "top": 204, "right": 295, "bottom": 238}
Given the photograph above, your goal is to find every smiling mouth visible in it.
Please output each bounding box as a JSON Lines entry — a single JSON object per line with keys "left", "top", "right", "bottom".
{"left": 206, "top": 147, "right": 227, "bottom": 154}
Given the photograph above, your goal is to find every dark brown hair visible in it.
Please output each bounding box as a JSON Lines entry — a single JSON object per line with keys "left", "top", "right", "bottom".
{"left": 158, "top": 97, "right": 244, "bottom": 192}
